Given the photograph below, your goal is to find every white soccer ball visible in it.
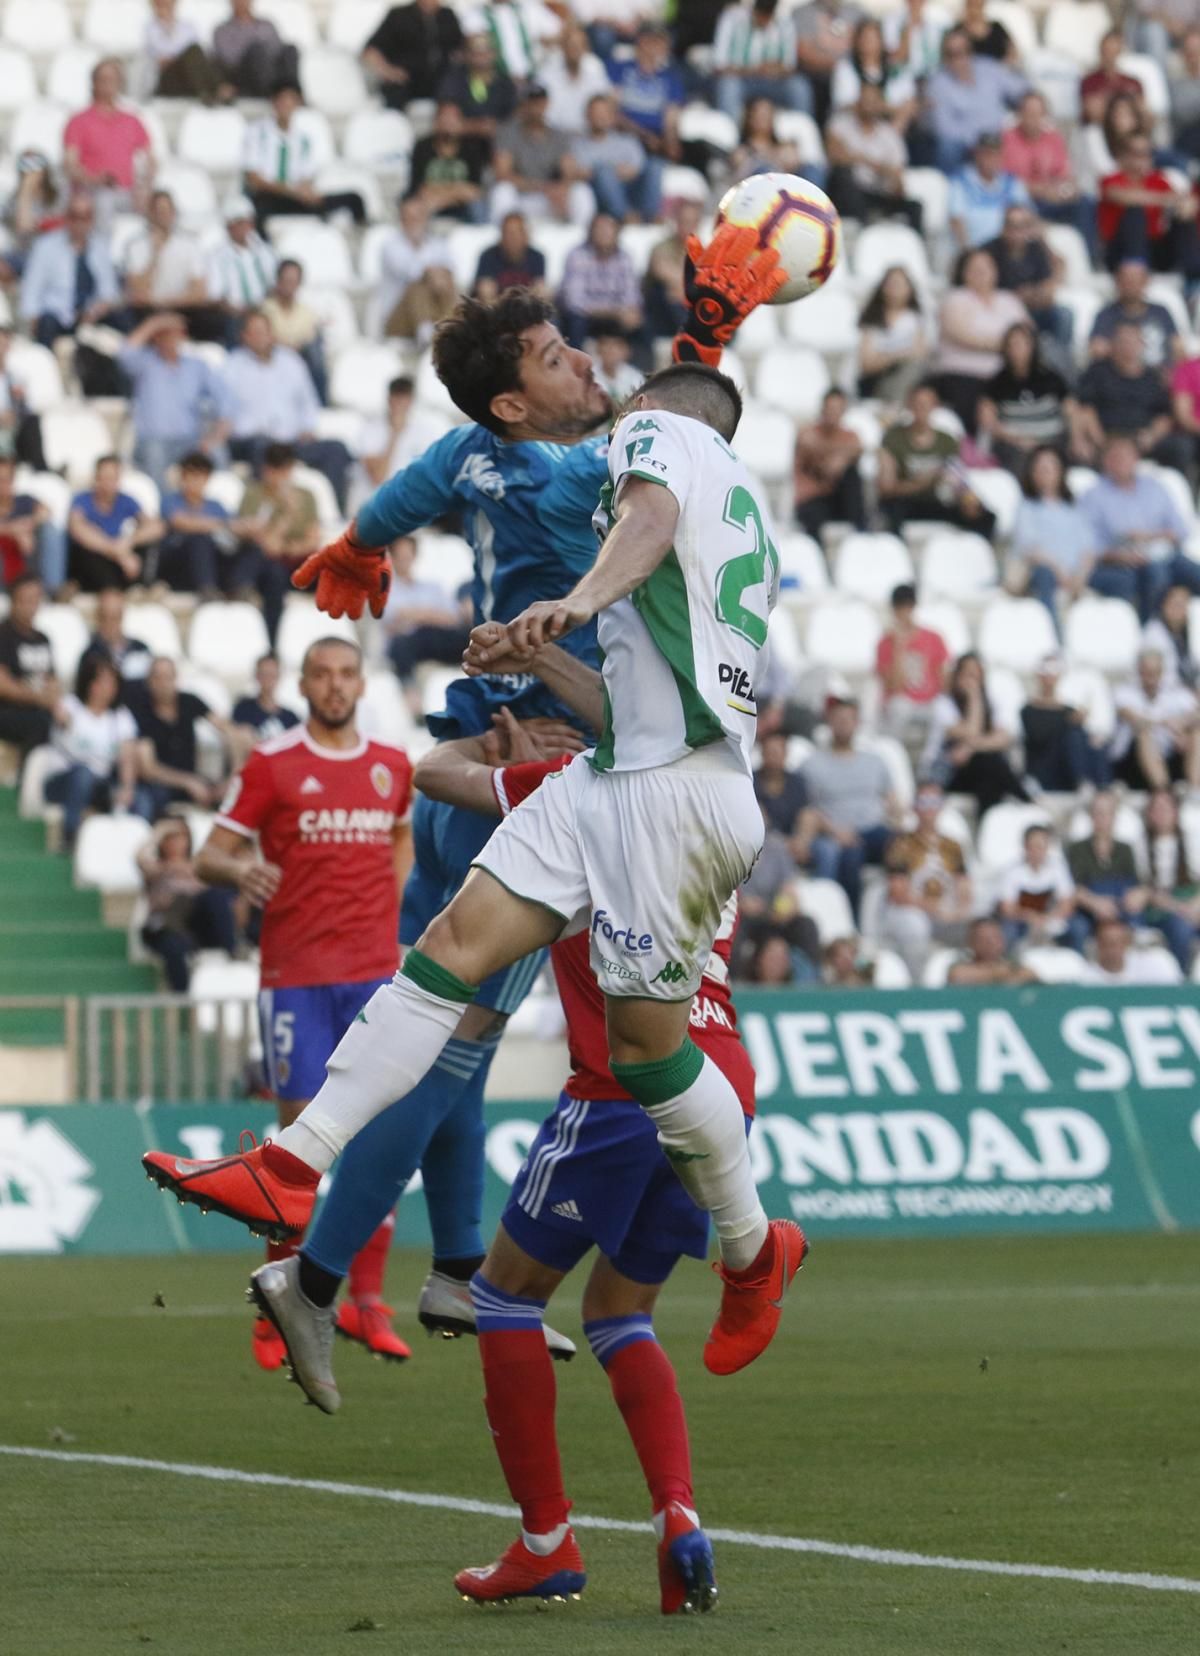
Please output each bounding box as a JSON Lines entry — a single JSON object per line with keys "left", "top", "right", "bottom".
{"left": 715, "top": 172, "right": 842, "bottom": 304}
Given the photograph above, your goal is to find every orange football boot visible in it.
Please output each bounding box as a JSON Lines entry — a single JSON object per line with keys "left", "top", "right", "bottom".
{"left": 142, "top": 1133, "right": 319, "bottom": 1241}
{"left": 704, "top": 1220, "right": 808, "bottom": 1377}
{"left": 455, "top": 1531, "right": 586, "bottom": 1605}
{"left": 336, "top": 1301, "right": 412, "bottom": 1363}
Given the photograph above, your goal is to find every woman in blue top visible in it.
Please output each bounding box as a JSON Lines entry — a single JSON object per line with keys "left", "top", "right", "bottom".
{"left": 1011, "top": 445, "right": 1095, "bottom": 637}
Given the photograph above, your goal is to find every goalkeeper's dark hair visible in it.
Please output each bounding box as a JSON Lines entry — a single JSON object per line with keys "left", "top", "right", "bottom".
{"left": 432, "top": 289, "right": 557, "bottom": 434}
{"left": 636, "top": 362, "right": 743, "bottom": 441}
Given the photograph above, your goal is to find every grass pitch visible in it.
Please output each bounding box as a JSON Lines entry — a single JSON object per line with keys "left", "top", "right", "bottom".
{"left": 2, "top": 1232, "right": 1198, "bottom": 1656}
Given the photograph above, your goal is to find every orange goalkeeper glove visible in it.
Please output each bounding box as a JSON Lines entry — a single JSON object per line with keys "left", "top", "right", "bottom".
{"left": 291, "top": 527, "right": 391, "bottom": 621}
{"left": 673, "top": 223, "right": 787, "bottom": 369}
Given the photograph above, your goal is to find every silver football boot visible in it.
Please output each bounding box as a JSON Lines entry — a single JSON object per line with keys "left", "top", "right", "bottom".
{"left": 417, "top": 1269, "right": 577, "bottom": 1360}
{"left": 248, "top": 1256, "right": 340, "bottom": 1414}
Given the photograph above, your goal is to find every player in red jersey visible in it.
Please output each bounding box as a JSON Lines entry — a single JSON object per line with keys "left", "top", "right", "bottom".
{"left": 173, "top": 636, "right": 415, "bottom": 1369}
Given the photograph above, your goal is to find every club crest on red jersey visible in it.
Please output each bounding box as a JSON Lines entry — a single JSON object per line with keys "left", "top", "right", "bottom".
{"left": 370, "top": 763, "right": 391, "bottom": 798}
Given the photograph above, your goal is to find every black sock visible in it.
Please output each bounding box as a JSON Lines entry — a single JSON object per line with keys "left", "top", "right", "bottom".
{"left": 298, "top": 1251, "right": 342, "bottom": 1309}
{"left": 432, "top": 1254, "right": 485, "bottom": 1283}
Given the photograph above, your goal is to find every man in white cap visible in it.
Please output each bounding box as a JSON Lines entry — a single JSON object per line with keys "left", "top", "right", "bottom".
{"left": 208, "top": 193, "right": 277, "bottom": 345}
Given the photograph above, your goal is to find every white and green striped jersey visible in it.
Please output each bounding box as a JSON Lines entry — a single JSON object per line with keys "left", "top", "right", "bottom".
{"left": 713, "top": 6, "right": 798, "bottom": 69}
{"left": 589, "top": 407, "right": 780, "bottom": 776}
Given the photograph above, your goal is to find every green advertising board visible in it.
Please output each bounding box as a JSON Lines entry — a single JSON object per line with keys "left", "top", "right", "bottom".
{"left": 2, "top": 986, "right": 1199, "bottom": 1254}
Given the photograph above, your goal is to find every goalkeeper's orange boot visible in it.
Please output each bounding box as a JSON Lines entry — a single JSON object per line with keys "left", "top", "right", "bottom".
{"left": 703, "top": 1220, "right": 808, "bottom": 1377}
{"left": 252, "top": 1315, "right": 287, "bottom": 1372}
{"left": 455, "top": 1531, "right": 586, "bottom": 1605}
{"left": 336, "top": 1301, "right": 412, "bottom": 1363}
{"left": 142, "top": 1134, "right": 319, "bottom": 1242}
{"left": 657, "top": 1502, "right": 718, "bottom": 1615}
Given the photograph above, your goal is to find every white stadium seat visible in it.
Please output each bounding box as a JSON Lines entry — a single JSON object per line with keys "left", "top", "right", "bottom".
{"left": 41, "top": 406, "right": 113, "bottom": 486}
{"left": 1064, "top": 596, "right": 1142, "bottom": 675}
{"left": 730, "top": 302, "right": 780, "bottom": 361}
{"left": 304, "top": 48, "right": 370, "bottom": 118}
{"left": 732, "top": 407, "right": 794, "bottom": 484}
{"left": 3, "top": 0, "right": 73, "bottom": 57}
{"left": 920, "top": 532, "right": 998, "bottom": 600}
{"left": 123, "top": 603, "right": 182, "bottom": 662}
{"left": 74, "top": 814, "right": 153, "bottom": 894}
{"left": 178, "top": 0, "right": 227, "bottom": 38}
{"left": 794, "top": 877, "right": 855, "bottom": 944}
{"left": 753, "top": 347, "right": 830, "bottom": 422}
{"left": 1118, "top": 51, "right": 1170, "bottom": 120}
{"left": 276, "top": 597, "right": 358, "bottom": 672}
{"left": 326, "top": 0, "right": 389, "bottom": 54}
{"left": 15, "top": 467, "right": 71, "bottom": 526}
{"left": 177, "top": 107, "right": 247, "bottom": 173}
{"left": 342, "top": 107, "right": 414, "bottom": 172}
{"left": 1042, "top": 224, "right": 1095, "bottom": 292}
{"left": 202, "top": 470, "right": 247, "bottom": 515}
{"left": 530, "top": 223, "right": 578, "bottom": 289}
{"left": 156, "top": 163, "right": 219, "bottom": 227}
{"left": 852, "top": 221, "right": 931, "bottom": 296}
{"left": 10, "top": 101, "right": 69, "bottom": 163}
{"left": 965, "top": 468, "right": 1022, "bottom": 539}
{"left": 259, "top": 0, "right": 320, "bottom": 50}
{"left": 872, "top": 948, "right": 912, "bottom": 989}
{"left": 34, "top": 603, "right": 89, "bottom": 681}
{"left": 5, "top": 339, "right": 63, "bottom": 413}
{"left": 804, "top": 599, "right": 881, "bottom": 675}
{"left": 781, "top": 285, "right": 859, "bottom": 355}
{"left": 413, "top": 531, "right": 473, "bottom": 594}
{"left": 82, "top": 0, "right": 144, "bottom": 54}
{"left": 777, "top": 532, "right": 829, "bottom": 598}
{"left": 772, "top": 110, "right": 825, "bottom": 167}
{"left": 915, "top": 599, "right": 971, "bottom": 658}
{"left": 118, "top": 468, "right": 162, "bottom": 520}
{"left": 978, "top": 597, "right": 1059, "bottom": 673}
{"left": 900, "top": 167, "right": 949, "bottom": 236}
{"left": 359, "top": 671, "right": 418, "bottom": 745}
{"left": 1044, "top": 1, "right": 1111, "bottom": 67}
{"left": 921, "top": 947, "right": 959, "bottom": 988}
{"left": 272, "top": 220, "right": 355, "bottom": 288}
{"left": 1026, "top": 48, "right": 1082, "bottom": 128}
{"left": 679, "top": 104, "right": 738, "bottom": 152}
{"left": 188, "top": 602, "right": 271, "bottom": 686}
{"left": 860, "top": 731, "right": 915, "bottom": 805}
{"left": 331, "top": 339, "right": 407, "bottom": 416}
{"left": 1058, "top": 666, "right": 1117, "bottom": 743}
{"left": 19, "top": 742, "right": 59, "bottom": 820}
{"left": 46, "top": 46, "right": 96, "bottom": 113}
{"left": 660, "top": 164, "right": 709, "bottom": 203}
{"left": 290, "top": 463, "right": 342, "bottom": 530}
{"left": 357, "top": 221, "right": 398, "bottom": 291}
{"left": 190, "top": 958, "right": 261, "bottom": 1041}
{"left": 1023, "top": 947, "right": 1087, "bottom": 984}
{"left": 315, "top": 163, "right": 386, "bottom": 227}
{"left": 976, "top": 803, "right": 1054, "bottom": 874}
{"left": 834, "top": 532, "right": 914, "bottom": 604}
{"left": 987, "top": 0, "right": 1038, "bottom": 60}
{"left": 0, "top": 44, "right": 36, "bottom": 109}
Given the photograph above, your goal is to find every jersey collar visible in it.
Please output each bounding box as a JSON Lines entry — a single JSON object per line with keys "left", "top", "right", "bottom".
{"left": 302, "top": 726, "right": 368, "bottom": 762}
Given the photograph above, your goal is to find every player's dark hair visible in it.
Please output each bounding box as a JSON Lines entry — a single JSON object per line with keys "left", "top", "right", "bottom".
{"left": 301, "top": 636, "right": 364, "bottom": 673}
{"left": 635, "top": 362, "right": 743, "bottom": 441}
{"left": 432, "top": 289, "right": 557, "bottom": 434}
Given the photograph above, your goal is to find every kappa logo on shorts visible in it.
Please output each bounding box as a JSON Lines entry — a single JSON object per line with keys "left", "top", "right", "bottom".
{"left": 598, "top": 958, "right": 640, "bottom": 982}
{"left": 652, "top": 962, "right": 689, "bottom": 986}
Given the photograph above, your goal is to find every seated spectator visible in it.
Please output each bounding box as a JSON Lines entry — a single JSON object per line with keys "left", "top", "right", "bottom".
{"left": 925, "top": 27, "right": 1027, "bottom": 175}
{"left": 794, "top": 0, "right": 858, "bottom": 111}
{"left": 407, "top": 102, "right": 489, "bottom": 225}
{"left": 933, "top": 247, "right": 1028, "bottom": 432}
{"left": 875, "top": 581, "right": 949, "bottom": 751}
{"left": 857, "top": 266, "right": 930, "bottom": 405}
{"left": 961, "top": 0, "right": 1015, "bottom": 63}
{"left": 747, "top": 933, "right": 800, "bottom": 985}
{"left": 946, "top": 915, "right": 1037, "bottom": 986}
{"left": 81, "top": 589, "right": 151, "bottom": 692}
{"left": 1090, "top": 259, "right": 1182, "bottom": 370}
{"left": 1081, "top": 29, "right": 1144, "bottom": 129}
{"left": 949, "top": 133, "right": 1030, "bottom": 252}
{"left": 984, "top": 205, "right": 1071, "bottom": 353}
{"left": 1076, "top": 92, "right": 1146, "bottom": 205}
{"left": 376, "top": 194, "right": 454, "bottom": 337}
{"left": 67, "top": 455, "right": 163, "bottom": 593}
{"left": 591, "top": 328, "right": 643, "bottom": 401}
{"left": 122, "top": 189, "right": 224, "bottom": 342}
{"left": 118, "top": 312, "right": 232, "bottom": 495}
{"left": 542, "top": 22, "right": 611, "bottom": 136}
{"left": 878, "top": 382, "right": 997, "bottom": 537}
{"left": 822, "top": 936, "right": 873, "bottom": 987}
{"left": 0, "top": 328, "right": 45, "bottom": 472}
{"left": 0, "top": 574, "right": 61, "bottom": 759}
{"left": 357, "top": 376, "right": 445, "bottom": 490}
{"left": 609, "top": 24, "right": 684, "bottom": 162}
{"left": 363, "top": 0, "right": 464, "bottom": 112}
{"left": 883, "top": 0, "right": 945, "bottom": 86}
{"left": 137, "top": 819, "right": 240, "bottom": 992}
{"left": 558, "top": 213, "right": 643, "bottom": 350}
{"left": 0, "top": 457, "right": 63, "bottom": 595}
{"left": 261, "top": 259, "right": 327, "bottom": 405}
{"left": 438, "top": 33, "right": 518, "bottom": 140}
{"left": 475, "top": 0, "right": 559, "bottom": 82}
{"left": 214, "top": 0, "right": 300, "bottom": 99}
{"left": 383, "top": 535, "right": 470, "bottom": 694}
{"left": 493, "top": 84, "right": 595, "bottom": 229}
{"left": 228, "top": 443, "right": 322, "bottom": 644}
{"left": 1098, "top": 134, "right": 1200, "bottom": 281}
{"left": 794, "top": 693, "right": 897, "bottom": 919}
{"left": 733, "top": 847, "right": 822, "bottom": 983}
{"left": 1064, "top": 789, "right": 1148, "bottom": 955}
{"left": 1169, "top": 27, "right": 1200, "bottom": 162}
{"left": 999, "top": 823, "right": 1074, "bottom": 947}
{"left": 826, "top": 86, "right": 922, "bottom": 230}
{"left": 882, "top": 780, "right": 972, "bottom": 975}
{"left": 793, "top": 389, "right": 865, "bottom": 536}
{"left": 728, "top": 95, "right": 803, "bottom": 184}
{"left": 643, "top": 199, "right": 701, "bottom": 343}
{"left": 832, "top": 18, "right": 916, "bottom": 127}
{"left": 1000, "top": 91, "right": 1089, "bottom": 237}
{"left": 1072, "top": 324, "right": 1191, "bottom": 475}
{"left": 144, "top": 0, "right": 223, "bottom": 102}
{"left": 1141, "top": 786, "right": 1200, "bottom": 968}
{"left": 977, "top": 322, "right": 1071, "bottom": 477}
{"left": 1081, "top": 436, "right": 1197, "bottom": 619}
{"left": 19, "top": 195, "right": 123, "bottom": 396}
{"left": 44, "top": 655, "right": 146, "bottom": 847}
{"left": 754, "top": 731, "right": 808, "bottom": 841}
{"left": 233, "top": 651, "right": 299, "bottom": 744}
{"left": 572, "top": 93, "right": 663, "bottom": 225}
{"left": 1143, "top": 582, "right": 1197, "bottom": 688}
{"left": 1, "top": 150, "right": 64, "bottom": 279}
{"left": 1112, "top": 647, "right": 1200, "bottom": 789}
{"left": 225, "top": 313, "right": 352, "bottom": 508}
{"left": 1171, "top": 344, "right": 1200, "bottom": 464}
{"left": 130, "top": 655, "right": 229, "bottom": 813}
{"left": 158, "top": 451, "right": 233, "bottom": 596}
{"left": 1080, "top": 915, "right": 1182, "bottom": 986}
{"left": 1020, "top": 652, "right": 1109, "bottom": 791}
{"left": 474, "top": 212, "right": 548, "bottom": 301}
{"left": 63, "top": 60, "right": 154, "bottom": 218}
{"left": 922, "top": 650, "right": 1030, "bottom": 814}
{"left": 1134, "top": 0, "right": 1197, "bottom": 68}
{"left": 712, "top": 0, "right": 813, "bottom": 123}
{"left": 207, "top": 195, "right": 277, "bottom": 333}
{"left": 242, "top": 84, "right": 366, "bottom": 231}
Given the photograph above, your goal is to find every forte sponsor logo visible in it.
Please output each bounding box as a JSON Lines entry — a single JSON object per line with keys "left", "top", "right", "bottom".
{"left": 591, "top": 910, "right": 653, "bottom": 955}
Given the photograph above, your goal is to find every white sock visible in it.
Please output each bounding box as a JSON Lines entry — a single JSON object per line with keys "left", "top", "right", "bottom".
{"left": 274, "top": 971, "right": 469, "bottom": 1173}
{"left": 522, "top": 1522, "right": 569, "bottom": 1556}
{"left": 642, "top": 1053, "right": 768, "bottom": 1272}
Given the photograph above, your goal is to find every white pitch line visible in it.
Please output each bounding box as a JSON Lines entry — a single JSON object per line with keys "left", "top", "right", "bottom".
{"left": 3, "top": 1445, "right": 1198, "bottom": 1598}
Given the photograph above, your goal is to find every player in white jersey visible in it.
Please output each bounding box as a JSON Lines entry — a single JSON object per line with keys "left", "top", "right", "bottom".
{"left": 147, "top": 363, "right": 805, "bottom": 1379}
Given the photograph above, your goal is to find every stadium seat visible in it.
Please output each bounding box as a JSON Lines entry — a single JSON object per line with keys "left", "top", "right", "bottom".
{"left": 41, "top": 405, "right": 113, "bottom": 486}
{"left": 777, "top": 531, "right": 829, "bottom": 597}
{"left": 617, "top": 223, "right": 662, "bottom": 277}
{"left": 979, "top": 597, "right": 1059, "bottom": 673}
{"left": 433, "top": 224, "right": 493, "bottom": 293}
{"left": 1066, "top": 464, "right": 1099, "bottom": 500}
{"left": 5, "top": 338, "right": 63, "bottom": 412}
{"left": 531, "top": 223, "right": 579, "bottom": 290}
{"left": 342, "top": 107, "right": 414, "bottom": 173}
{"left": 794, "top": 876, "right": 855, "bottom": 944}
{"left": 326, "top": 0, "right": 390, "bottom": 55}
{"left": 303, "top": 48, "right": 370, "bottom": 119}
{"left": 1026, "top": 49, "right": 1082, "bottom": 129}
{"left": 984, "top": 663, "right": 1025, "bottom": 734}
{"left": 74, "top": 813, "right": 153, "bottom": 894}
{"left": 259, "top": 0, "right": 320, "bottom": 50}
{"left": 9, "top": 100, "right": 69, "bottom": 163}
{"left": 852, "top": 221, "right": 931, "bottom": 297}
{"left": 416, "top": 347, "right": 466, "bottom": 421}
{"left": 118, "top": 468, "right": 162, "bottom": 520}
{"left": 1023, "top": 946, "right": 1087, "bottom": 983}
{"left": 359, "top": 670, "right": 418, "bottom": 744}
{"left": 834, "top": 532, "right": 914, "bottom": 604}
{"left": 203, "top": 469, "right": 247, "bottom": 515}
{"left": 190, "top": 957, "right": 261, "bottom": 1040}
{"left": 1066, "top": 800, "right": 1147, "bottom": 869}
{"left": 915, "top": 599, "right": 971, "bottom": 658}
{"left": 901, "top": 167, "right": 949, "bottom": 236}
{"left": 678, "top": 103, "right": 738, "bottom": 153}
{"left": 1058, "top": 665, "right": 1117, "bottom": 743}
{"left": 872, "top": 948, "right": 912, "bottom": 988}
{"left": 177, "top": 107, "right": 247, "bottom": 173}
{"left": 330, "top": 339, "right": 406, "bottom": 416}
{"left": 767, "top": 603, "right": 805, "bottom": 683}
{"left": 316, "top": 162, "right": 385, "bottom": 226}
{"left": 1118, "top": 51, "right": 1170, "bottom": 120}
{"left": 2, "top": 0, "right": 72, "bottom": 57}
{"left": 271, "top": 220, "right": 356, "bottom": 288}
{"left": 124, "top": 603, "right": 183, "bottom": 662}
{"left": 754, "top": 347, "right": 830, "bottom": 423}
{"left": 730, "top": 302, "right": 780, "bottom": 361}
{"left": 1064, "top": 596, "right": 1141, "bottom": 675}
{"left": 920, "top": 532, "right": 998, "bottom": 601}
{"left": 860, "top": 730, "right": 915, "bottom": 805}
{"left": 1044, "top": 0, "right": 1111, "bottom": 67}
{"left": 276, "top": 596, "right": 358, "bottom": 672}
{"left": 1041, "top": 224, "right": 1096, "bottom": 293}
{"left": 772, "top": 110, "right": 826, "bottom": 168}
{"left": 660, "top": 165, "right": 709, "bottom": 204}
{"left": 14, "top": 466, "right": 71, "bottom": 526}
{"left": 291, "top": 463, "right": 342, "bottom": 530}
{"left": 804, "top": 599, "right": 881, "bottom": 675}
{"left": 356, "top": 221, "right": 398, "bottom": 295}
{"left": 187, "top": 602, "right": 271, "bottom": 686}
{"left": 18, "top": 742, "right": 59, "bottom": 820}
{"left": 413, "top": 530, "right": 473, "bottom": 593}
{"left": 921, "top": 946, "right": 958, "bottom": 987}
{"left": 1142, "top": 462, "right": 1197, "bottom": 531}
{"left": 965, "top": 468, "right": 1022, "bottom": 539}
{"left": 156, "top": 162, "right": 219, "bottom": 227}
{"left": 781, "top": 285, "right": 859, "bottom": 357}
{"left": 81, "top": 0, "right": 144, "bottom": 54}
{"left": 0, "top": 43, "right": 36, "bottom": 109}
{"left": 976, "top": 802, "right": 1054, "bottom": 874}
{"left": 987, "top": 0, "right": 1038, "bottom": 61}
{"left": 732, "top": 407, "right": 794, "bottom": 485}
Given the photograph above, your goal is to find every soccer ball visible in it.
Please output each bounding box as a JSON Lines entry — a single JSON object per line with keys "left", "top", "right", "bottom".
{"left": 715, "top": 172, "right": 842, "bottom": 304}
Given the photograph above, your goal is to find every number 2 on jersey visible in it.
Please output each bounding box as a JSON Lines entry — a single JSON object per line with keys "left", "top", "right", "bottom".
{"left": 714, "top": 485, "right": 779, "bottom": 650}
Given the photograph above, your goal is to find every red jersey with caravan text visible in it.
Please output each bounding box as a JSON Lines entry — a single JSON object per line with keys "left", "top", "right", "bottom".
{"left": 493, "top": 757, "right": 755, "bottom": 1117}
{"left": 217, "top": 725, "right": 412, "bottom": 989}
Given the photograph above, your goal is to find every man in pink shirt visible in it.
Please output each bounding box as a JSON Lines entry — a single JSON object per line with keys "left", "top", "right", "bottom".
{"left": 1001, "top": 91, "right": 1091, "bottom": 241}
{"left": 64, "top": 60, "right": 154, "bottom": 216}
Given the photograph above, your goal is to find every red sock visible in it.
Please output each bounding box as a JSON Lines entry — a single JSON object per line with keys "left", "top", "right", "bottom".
{"left": 605, "top": 1340, "right": 694, "bottom": 1514}
{"left": 348, "top": 1216, "right": 394, "bottom": 1305}
{"left": 727, "top": 1227, "right": 775, "bottom": 1281}
{"left": 478, "top": 1328, "right": 569, "bottom": 1535}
